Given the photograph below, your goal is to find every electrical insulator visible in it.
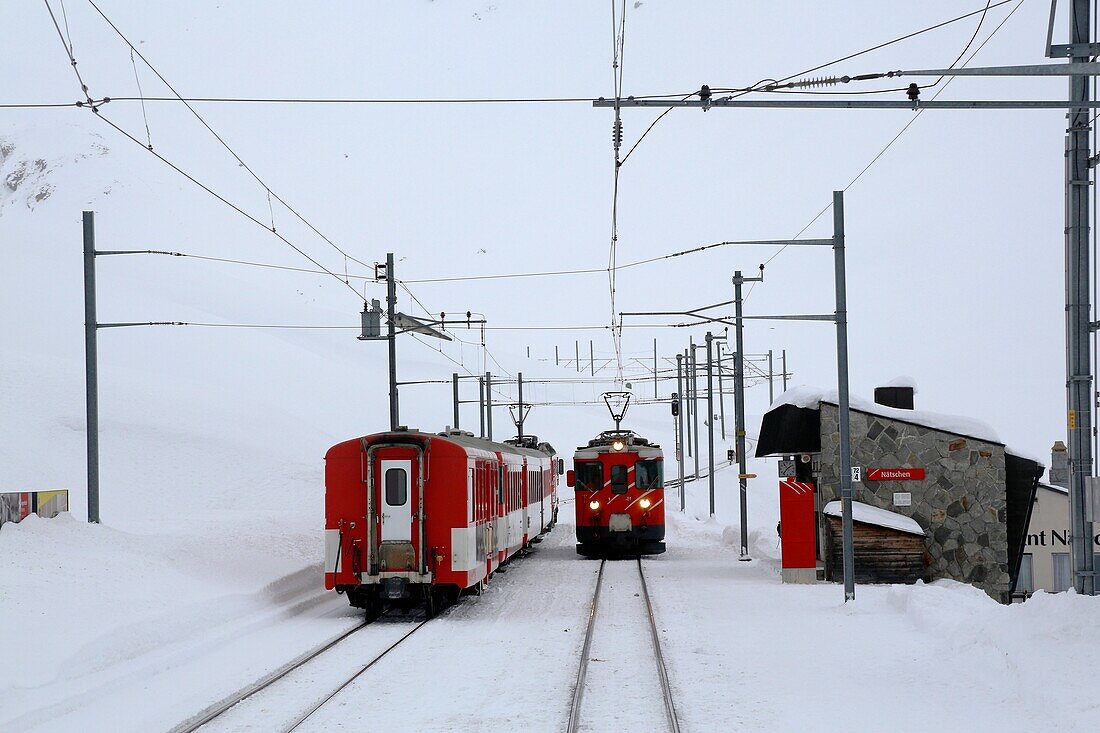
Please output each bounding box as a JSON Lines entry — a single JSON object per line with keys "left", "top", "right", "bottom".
{"left": 612, "top": 119, "right": 623, "bottom": 149}
{"left": 907, "top": 83, "right": 920, "bottom": 102}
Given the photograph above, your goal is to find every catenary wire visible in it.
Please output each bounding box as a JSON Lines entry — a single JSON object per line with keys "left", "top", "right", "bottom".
{"left": 44, "top": 2, "right": 367, "bottom": 301}
{"left": 85, "top": 0, "right": 375, "bottom": 273}
{"left": 97, "top": 249, "right": 377, "bottom": 280}
{"left": 93, "top": 113, "right": 365, "bottom": 299}
{"left": 749, "top": 0, "right": 1026, "bottom": 296}
{"left": 42, "top": 0, "right": 94, "bottom": 107}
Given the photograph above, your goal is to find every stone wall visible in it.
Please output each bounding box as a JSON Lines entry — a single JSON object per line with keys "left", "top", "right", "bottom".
{"left": 817, "top": 402, "right": 1011, "bottom": 602}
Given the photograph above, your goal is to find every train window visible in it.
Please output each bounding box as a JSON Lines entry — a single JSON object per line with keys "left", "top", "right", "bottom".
{"left": 610, "top": 464, "right": 628, "bottom": 494}
{"left": 497, "top": 466, "right": 504, "bottom": 504}
{"left": 385, "top": 468, "right": 407, "bottom": 506}
{"left": 635, "top": 460, "right": 663, "bottom": 489}
{"left": 575, "top": 462, "right": 603, "bottom": 491}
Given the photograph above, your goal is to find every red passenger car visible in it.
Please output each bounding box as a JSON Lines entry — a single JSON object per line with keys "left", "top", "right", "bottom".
{"left": 325, "top": 428, "right": 560, "bottom": 616}
{"left": 568, "top": 430, "right": 666, "bottom": 557}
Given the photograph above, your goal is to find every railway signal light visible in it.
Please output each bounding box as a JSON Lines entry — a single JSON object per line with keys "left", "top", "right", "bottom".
{"left": 671, "top": 393, "right": 679, "bottom": 416}
{"left": 727, "top": 448, "right": 736, "bottom": 463}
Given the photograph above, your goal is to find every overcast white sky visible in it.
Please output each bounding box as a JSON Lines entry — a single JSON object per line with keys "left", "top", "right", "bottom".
{"left": 1, "top": 1, "right": 1083, "bottom": 505}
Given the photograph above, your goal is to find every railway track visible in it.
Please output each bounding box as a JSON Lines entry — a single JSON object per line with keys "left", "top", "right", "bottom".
{"left": 171, "top": 613, "right": 430, "bottom": 733}
{"left": 567, "top": 557, "right": 680, "bottom": 733}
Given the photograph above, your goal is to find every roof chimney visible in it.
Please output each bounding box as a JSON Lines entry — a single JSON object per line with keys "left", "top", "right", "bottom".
{"left": 874, "top": 385, "right": 914, "bottom": 410}
{"left": 1049, "top": 441, "right": 1069, "bottom": 488}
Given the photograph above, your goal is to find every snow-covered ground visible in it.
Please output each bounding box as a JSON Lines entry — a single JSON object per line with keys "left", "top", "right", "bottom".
{"left": 3, "top": 2, "right": 1099, "bottom": 730}
{"left": 5, "top": 488, "right": 1099, "bottom": 732}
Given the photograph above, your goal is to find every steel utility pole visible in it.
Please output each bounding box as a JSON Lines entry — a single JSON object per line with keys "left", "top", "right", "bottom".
{"left": 717, "top": 343, "right": 727, "bottom": 439}
{"left": 517, "top": 372, "right": 525, "bottom": 439}
{"left": 676, "top": 353, "right": 686, "bottom": 511}
{"left": 733, "top": 269, "right": 763, "bottom": 559}
{"left": 1067, "top": 0, "right": 1096, "bottom": 595}
{"left": 690, "top": 340, "right": 700, "bottom": 480}
{"left": 705, "top": 332, "right": 716, "bottom": 516}
{"left": 386, "top": 252, "right": 399, "bottom": 430}
{"left": 684, "top": 348, "right": 693, "bottom": 462}
{"left": 768, "top": 349, "right": 774, "bottom": 404}
{"left": 452, "top": 373, "right": 460, "bottom": 429}
{"left": 653, "top": 338, "right": 659, "bottom": 398}
{"left": 83, "top": 211, "right": 100, "bottom": 524}
{"left": 590, "top": 340, "right": 595, "bottom": 375}
{"left": 833, "top": 192, "right": 856, "bottom": 601}
{"left": 782, "top": 349, "right": 788, "bottom": 391}
{"left": 479, "top": 376, "right": 486, "bottom": 438}
{"left": 485, "top": 371, "right": 494, "bottom": 440}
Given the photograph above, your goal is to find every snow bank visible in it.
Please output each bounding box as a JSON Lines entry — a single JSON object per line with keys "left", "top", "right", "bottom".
{"left": 648, "top": 514, "right": 1100, "bottom": 733}
{"left": 774, "top": 385, "right": 1002, "bottom": 443}
{"left": 823, "top": 499, "right": 925, "bottom": 535}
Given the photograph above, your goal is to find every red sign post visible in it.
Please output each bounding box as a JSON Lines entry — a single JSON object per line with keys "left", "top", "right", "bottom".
{"left": 866, "top": 467, "right": 925, "bottom": 481}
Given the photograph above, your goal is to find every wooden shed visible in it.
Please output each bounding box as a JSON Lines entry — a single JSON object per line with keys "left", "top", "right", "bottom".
{"left": 823, "top": 500, "right": 928, "bottom": 585}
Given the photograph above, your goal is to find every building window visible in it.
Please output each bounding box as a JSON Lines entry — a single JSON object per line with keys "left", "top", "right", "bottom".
{"left": 1052, "top": 553, "right": 1071, "bottom": 592}
{"left": 1017, "top": 554, "right": 1034, "bottom": 594}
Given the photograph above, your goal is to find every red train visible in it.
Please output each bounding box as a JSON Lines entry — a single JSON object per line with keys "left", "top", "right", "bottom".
{"left": 325, "top": 428, "right": 560, "bottom": 616}
{"left": 568, "top": 430, "right": 666, "bottom": 557}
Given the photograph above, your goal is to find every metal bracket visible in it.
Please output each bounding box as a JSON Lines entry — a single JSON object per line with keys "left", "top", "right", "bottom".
{"left": 1049, "top": 43, "right": 1100, "bottom": 57}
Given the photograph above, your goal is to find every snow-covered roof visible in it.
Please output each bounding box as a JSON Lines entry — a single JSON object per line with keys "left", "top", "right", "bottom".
{"left": 882, "top": 375, "right": 919, "bottom": 393}
{"left": 823, "top": 500, "right": 926, "bottom": 536}
{"left": 774, "top": 386, "right": 1001, "bottom": 445}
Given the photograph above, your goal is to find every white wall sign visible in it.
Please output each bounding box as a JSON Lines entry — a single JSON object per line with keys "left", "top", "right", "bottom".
{"left": 893, "top": 492, "right": 912, "bottom": 507}
{"left": 851, "top": 466, "right": 862, "bottom": 482}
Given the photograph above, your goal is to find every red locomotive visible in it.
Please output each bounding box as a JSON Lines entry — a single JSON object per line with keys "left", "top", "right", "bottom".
{"left": 325, "top": 428, "right": 560, "bottom": 616}
{"left": 567, "top": 393, "right": 666, "bottom": 556}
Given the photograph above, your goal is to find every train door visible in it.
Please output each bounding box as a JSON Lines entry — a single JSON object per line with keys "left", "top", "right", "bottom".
{"left": 380, "top": 459, "right": 413, "bottom": 542}
{"left": 521, "top": 462, "right": 530, "bottom": 545}
{"left": 371, "top": 448, "right": 420, "bottom": 573}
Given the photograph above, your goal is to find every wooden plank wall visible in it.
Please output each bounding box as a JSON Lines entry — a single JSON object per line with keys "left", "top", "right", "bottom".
{"left": 824, "top": 516, "right": 928, "bottom": 584}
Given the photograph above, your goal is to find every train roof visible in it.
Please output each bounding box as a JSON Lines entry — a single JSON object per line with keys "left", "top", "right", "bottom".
{"left": 439, "top": 429, "right": 557, "bottom": 459}
{"left": 574, "top": 430, "right": 663, "bottom": 459}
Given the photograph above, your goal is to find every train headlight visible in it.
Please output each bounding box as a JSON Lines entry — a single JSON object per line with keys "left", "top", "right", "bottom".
{"left": 611, "top": 438, "right": 626, "bottom": 452}
{"left": 589, "top": 500, "right": 601, "bottom": 511}
{"left": 639, "top": 497, "right": 652, "bottom": 509}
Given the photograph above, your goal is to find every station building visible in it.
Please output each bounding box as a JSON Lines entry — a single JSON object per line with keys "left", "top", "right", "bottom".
{"left": 756, "top": 383, "right": 1044, "bottom": 603}
{"left": 1016, "top": 442, "right": 1100, "bottom": 596}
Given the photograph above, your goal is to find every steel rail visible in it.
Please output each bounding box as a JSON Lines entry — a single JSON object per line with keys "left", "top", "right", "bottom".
{"left": 565, "top": 558, "right": 607, "bottom": 733}
{"left": 282, "top": 619, "right": 431, "bottom": 732}
{"left": 169, "top": 620, "right": 368, "bottom": 733}
{"left": 637, "top": 558, "right": 681, "bottom": 733}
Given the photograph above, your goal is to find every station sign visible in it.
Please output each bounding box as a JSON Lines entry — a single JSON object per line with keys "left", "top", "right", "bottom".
{"left": 867, "top": 467, "right": 925, "bottom": 481}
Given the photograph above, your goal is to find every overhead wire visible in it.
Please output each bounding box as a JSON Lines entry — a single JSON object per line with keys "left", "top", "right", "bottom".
{"left": 608, "top": 0, "right": 628, "bottom": 385}
{"left": 84, "top": 0, "right": 375, "bottom": 273}
{"left": 93, "top": 249, "right": 377, "bottom": 280}
{"left": 44, "top": 1, "right": 366, "bottom": 301}
{"left": 747, "top": 0, "right": 1026, "bottom": 299}
{"left": 92, "top": 114, "right": 366, "bottom": 300}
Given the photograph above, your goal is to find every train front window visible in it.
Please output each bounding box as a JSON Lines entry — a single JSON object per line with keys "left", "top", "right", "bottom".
{"left": 575, "top": 462, "right": 603, "bottom": 492}
{"left": 635, "top": 460, "right": 663, "bottom": 489}
{"left": 610, "top": 464, "right": 628, "bottom": 494}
